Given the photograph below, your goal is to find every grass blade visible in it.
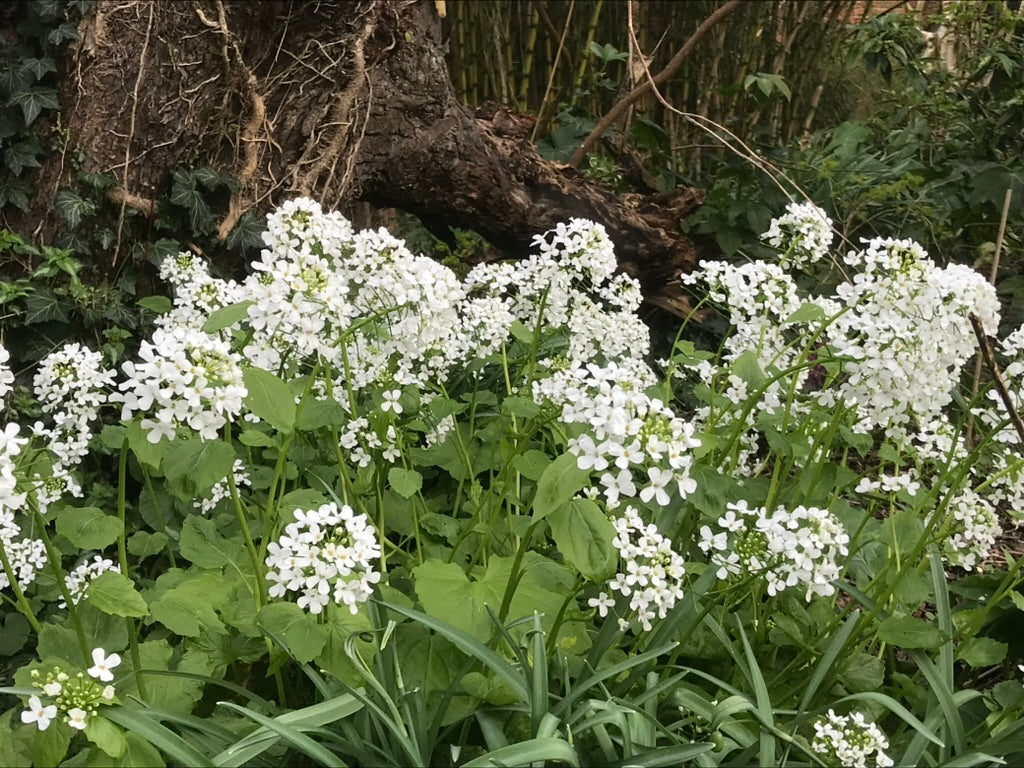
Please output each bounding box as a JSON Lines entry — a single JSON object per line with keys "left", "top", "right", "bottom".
{"left": 216, "top": 700, "right": 346, "bottom": 767}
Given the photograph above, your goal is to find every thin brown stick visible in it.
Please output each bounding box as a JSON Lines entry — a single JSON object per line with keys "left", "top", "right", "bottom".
{"left": 568, "top": 0, "right": 741, "bottom": 168}
{"left": 966, "top": 188, "right": 1014, "bottom": 444}
{"left": 530, "top": 0, "right": 575, "bottom": 143}
{"left": 970, "top": 312, "right": 1024, "bottom": 448}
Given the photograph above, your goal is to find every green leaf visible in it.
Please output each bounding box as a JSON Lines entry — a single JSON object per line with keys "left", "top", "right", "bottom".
{"left": 30, "top": 716, "right": 71, "bottom": 768}
{"left": 85, "top": 715, "right": 127, "bottom": 758}
{"left": 461, "top": 737, "right": 580, "bottom": 768}
{"left": 512, "top": 450, "right": 550, "bottom": 481}
{"left": 257, "top": 603, "right": 329, "bottom": 663}
{"left": 202, "top": 300, "right": 254, "bottom": 333}
{"left": 4, "top": 139, "right": 42, "bottom": 176}
{"left": 56, "top": 506, "right": 122, "bottom": 549}
{"left": 243, "top": 368, "right": 296, "bottom": 434}
{"left": 127, "top": 531, "right": 169, "bottom": 559}
{"left": 839, "top": 651, "right": 884, "bottom": 693}
{"left": 547, "top": 499, "right": 616, "bottom": 581}
{"left": 238, "top": 429, "right": 275, "bottom": 447}
{"left": 137, "top": 295, "right": 172, "bottom": 315}
{"left": 388, "top": 467, "right": 423, "bottom": 499}
{"left": 295, "top": 397, "right": 347, "bottom": 430}
{"left": 956, "top": 637, "right": 1007, "bottom": 668}
{"left": 413, "top": 560, "right": 494, "bottom": 642}
{"left": 9, "top": 87, "right": 59, "bottom": 126}
{"left": 784, "top": 302, "right": 826, "bottom": 324}
{"left": 0, "top": 613, "right": 29, "bottom": 655}
{"left": 532, "top": 452, "right": 590, "bottom": 520}
{"left": 87, "top": 572, "right": 149, "bottom": 618}
{"left": 149, "top": 577, "right": 226, "bottom": 637}
{"left": 54, "top": 189, "right": 96, "bottom": 229}
{"left": 162, "top": 439, "right": 235, "bottom": 501}
{"left": 731, "top": 350, "right": 765, "bottom": 387}
{"left": 104, "top": 706, "right": 213, "bottom": 767}
{"left": 877, "top": 614, "right": 945, "bottom": 650}
{"left": 502, "top": 396, "right": 540, "bottom": 419}
{"left": 127, "top": 419, "right": 168, "bottom": 469}
{"left": 179, "top": 515, "right": 248, "bottom": 572}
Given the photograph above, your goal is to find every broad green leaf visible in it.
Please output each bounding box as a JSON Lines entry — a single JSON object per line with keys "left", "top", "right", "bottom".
{"left": 56, "top": 506, "right": 122, "bottom": 550}
{"left": 0, "top": 613, "right": 29, "bottom": 655}
{"left": 10, "top": 87, "right": 59, "bottom": 126}
{"left": 295, "top": 397, "right": 348, "bottom": 430}
{"left": 179, "top": 515, "right": 248, "bottom": 572}
{"left": 257, "top": 602, "right": 329, "bottom": 663}
{"left": 388, "top": 467, "right": 423, "bottom": 499}
{"left": 137, "top": 295, "right": 172, "bottom": 315}
{"left": 85, "top": 715, "right": 126, "bottom": 758}
{"left": 279, "top": 489, "right": 328, "bottom": 518}
{"left": 877, "top": 614, "right": 944, "bottom": 650}
{"left": 502, "top": 396, "right": 540, "bottom": 419}
{"left": 239, "top": 428, "right": 275, "bottom": 447}
{"left": 149, "top": 576, "right": 226, "bottom": 637}
{"left": 957, "top": 637, "right": 1007, "bottom": 668}
{"left": 839, "top": 651, "right": 884, "bottom": 693}
{"left": 127, "top": 531, "right": 168, "bottom": 559}
{"left": 0, "top": 710, "right": 32, "bottom": 767}
{"left": 54, "top": 188, "right": 96, "bottom": 229}
{"left": 37, "top": 621, "right": 86, "bottom": 667}
{"left": 547, "top": 498, "right": 616, "bottom": 581}
{"left": 29, "top": 716, "right": 71, "bottom": 768}
{"left": 88, "top": 572, "right": 149, "bottom": 618}
{"left": 731, "top": 350, "right": 765, "bottom": 387}
{"left": 162, "top": 439, "right": 235, "bottom": 501}
{"left": 511, "top": 450, "right": 550, "bottom": 481}
{"left": 413, "top": 560, "right": 494, "bottom": 642}
{"left": 533, "top": 452, "right": 590, "bottom": 520}
{"left": 243, "top": 368, "right": 296, "bottom": 433}
{"left": 202, "top": 300, "right": 254, "bottom": 333}
{"left": 126, "top": 419, "right": 168, "bottom": 469}
{"left": 784, "top": 302, "right": 826, "bottom": 325}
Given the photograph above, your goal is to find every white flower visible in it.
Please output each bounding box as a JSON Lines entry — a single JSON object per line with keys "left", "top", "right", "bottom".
{"left": 102, "top": 685, "right": 115, "bottom": 701}
{"left": 42, "top": 682, "right": 62, "bottom": 696}
{"left": 381, "top": 389, "right": 403, "bottom": 414}
{"left": 639, "top": 467, "right": 673, "bottom": 506}
{"left": 587, "top": 592, "right": 615, "bottom": 617}
{"left": 87, "top": 648, "right": 122, "bottom": 682}
{"left": 21, "top": 696, "right": 57, "bottom": 731}
{"left": 66, "top": 707, "right": 88, "bottom": 730}
{"left": 811, "top": 709, "right": 892, "bottom": 768}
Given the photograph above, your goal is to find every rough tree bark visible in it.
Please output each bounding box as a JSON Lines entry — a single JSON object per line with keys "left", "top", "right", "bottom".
{"left": 31, "top": 0, "right": 706, "bottom": 314}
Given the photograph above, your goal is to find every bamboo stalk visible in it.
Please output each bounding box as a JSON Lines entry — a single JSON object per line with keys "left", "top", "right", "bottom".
{"left": 571, "top": 0, "right": 604, "bottom": 109}
{"left": 532, "top": 0, "right": 576, "bottom": 142}
{"left": 518, "top": 1, "right": 540, "bottom": 108}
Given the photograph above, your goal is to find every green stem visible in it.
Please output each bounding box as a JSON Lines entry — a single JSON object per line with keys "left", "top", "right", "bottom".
{"left": 117, "top": 439, "right": 148, "bottom": 700}
{"left": 0, "top": 536, "right": 42, "bottom": 633}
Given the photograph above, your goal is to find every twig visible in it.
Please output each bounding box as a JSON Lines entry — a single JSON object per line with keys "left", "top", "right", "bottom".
{"left": 966, "top": 188, "right": 1014, "bottom": 444}
{"left": 530, "top": 0, "right": 575, "bottom": 143}
{"left": 568, "top": 0, "right": 741, "bottom": 168}
{"left": 970, "top": 312, "right": 1024, "bottom": 448}
{"left": 111, "top": 1, "right": 155, "bottom": 267}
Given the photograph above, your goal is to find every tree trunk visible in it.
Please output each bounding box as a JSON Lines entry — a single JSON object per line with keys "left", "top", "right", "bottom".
{"left": 31, "top": 0, "right": 704, "bottom": 315}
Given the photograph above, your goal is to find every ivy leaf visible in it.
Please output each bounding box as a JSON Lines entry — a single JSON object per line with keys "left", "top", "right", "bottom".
{"left": 23, "top": 285, "right": 68, "bottom": 324}
{"left": 9, "top": 87, "right": 59, "bottom": 126}
{"left": 55, "top": 506, "right": 122, "bottom": 550}
{"left": 19, "top": 57, "right": 57, "bottom": 82}
{"left": 87, "top": 572, "right": 149, "bottom": 618}
{"left": 169, "top": 168, "right": 213, "bottom": 234}
{"left": 54, "top": 189, "right": 97, "bottom": 229}
{"left": 4, "top": 139, "right": 42, "bottom": 176}
{"left": 0, "top": 180, "right": 31, "bottom": 212}
{"left": 225, "top": 211, "right": 265, "bottom": 250}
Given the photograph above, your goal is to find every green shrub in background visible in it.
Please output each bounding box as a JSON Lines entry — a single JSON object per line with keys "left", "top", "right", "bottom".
{"left": 0, "top": 198, "right": 1023, "bottom": 766}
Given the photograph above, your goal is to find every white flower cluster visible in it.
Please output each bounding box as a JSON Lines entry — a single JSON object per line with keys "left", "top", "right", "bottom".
{"left": 0, "top": 344, "right": 14, "bottom": 401}
{"left": 32, "top": 344, "right": 116, "bottom": 503}
{"left": 830, "top": 237, "right": 1000, "bottom": 432}
{"left": 265, "top": 501, "right": 381, "bottom": 614}
{"left": 0, "top": 422, "right": 45, "bottom": 594}
{"left": 941, "top": 488, "right": 1000, "bottom": 571}
{"left": 589, "top": 506, "right": 686, "bottom": 632}
{"left": 21, "top": 649, "right": 119, "bottom": 732}
{"left": 60, "top": 555, "right": 119, "bottom": 608}
{"left": 534, "top": 361, "right": 700, "bottom": 510}
{"left": 158, "top": 250, "right": 243, "bottom": 330}
{"left": 761, "top": 202, "right": 834, "bottom": 270}
{"left": 698, "top": 501, "right": 849, "bottom": 599}
{"left": 194, "top": 459, "right": 252, "bottom": 514}
{"left": 811, "top": 709, "right": 893, "bottom": 768}
{"left": 113, "top": 326, "right": 246, "bottom": 442}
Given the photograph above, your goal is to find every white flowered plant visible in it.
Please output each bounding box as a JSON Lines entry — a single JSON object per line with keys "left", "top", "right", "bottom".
{"left": 265, "top": 502, "right": 382, "bottom": 614}
{"left": 21, "top": 649, "right": 120, "bottom": 733}
{"left": 811, "top": 709, "right": 893, "bottom": 768}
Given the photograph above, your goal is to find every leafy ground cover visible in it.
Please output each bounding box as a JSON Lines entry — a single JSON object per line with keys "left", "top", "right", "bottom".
{"left": 2, "top": 198, "right": 1024, "bottom": 766}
